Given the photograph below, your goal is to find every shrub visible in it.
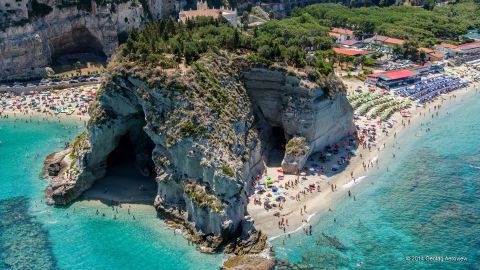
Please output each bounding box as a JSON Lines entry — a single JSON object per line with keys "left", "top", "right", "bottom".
{"left": 221, "top": 165, "right": 235, "bottom": 177}
{"left": 285, "top": 137, "right": 310, "bottom": 158}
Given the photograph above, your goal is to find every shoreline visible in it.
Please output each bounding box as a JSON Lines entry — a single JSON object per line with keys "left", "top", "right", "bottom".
{"left": 0, "top": 109, "right": 89, "bottom": 124}
{"left": 249, "top": 81, "right": 480, "bottom": 240}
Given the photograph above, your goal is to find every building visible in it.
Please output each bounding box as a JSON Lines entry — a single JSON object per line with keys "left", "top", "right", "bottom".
{"left": 333, "top": 48, "right": 374, "bottom": 58}
{"left": 367, "top": 65, "right": 443, "bottom": 89}
{"left": 178, "top": 1, "right": 237, "bottom": 27}
{"left": 464, "top": 29, "right": 480, "bottom": 41}
{"left": 418, "top": 47, "right": 434, "bottom": 54}
{"left": 367, "top": 69, "right": 419, "bottom": 88}
{"left": 455, "top": 41, "right": 480, "bottom": 54}
{"left": 328, "top": 27, "right": 354, "bottom": 43}
{"left": 339, "top": 39, "right": 363, "bottom": 48}
{"left": 426, "top": 52, "right": 447, "bottom": 62}
{"left": 434, "top": 43, "right": 458, "bottom": 56}
{"left": 419, "top": 48, "right": 446, "bottom": 61}
{"left": 367, "top": 35, "right": 405, "bottom": 47}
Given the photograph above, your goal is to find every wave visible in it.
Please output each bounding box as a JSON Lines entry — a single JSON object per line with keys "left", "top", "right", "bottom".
{"left": 45, "top": 220, "right": 58, "bottom": 224}
{"left": 268, "top": 212, "right": 317, "bottom": 241}
{"left": 468, "top": 164, "right": 480, "bottom": 170}
{"left": 343, "top": 176, "right": 366, "bottom": 189}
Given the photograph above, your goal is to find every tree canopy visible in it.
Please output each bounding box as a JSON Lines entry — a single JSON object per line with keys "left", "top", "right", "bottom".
{"left": 294, "top": 1, "right": 480, "bottom": 46}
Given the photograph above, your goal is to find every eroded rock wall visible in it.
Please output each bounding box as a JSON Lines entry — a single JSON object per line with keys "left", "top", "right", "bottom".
{"left": 43, "top": 52, "right": 354, "bottom": 252}
{"left": 0, "top": 0, "right": 179, "bottom": 81}
{"left": 242, "top": 68, "right": 355, "bottom": 172}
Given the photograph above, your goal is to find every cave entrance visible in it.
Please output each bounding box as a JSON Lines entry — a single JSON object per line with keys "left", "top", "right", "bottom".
{"left": 82, "top": 132, "right": 157, "bottom": 204}
{"left": 50, "top": 26, "right": 107, "bottom": 74}
{"left": 266, "top": 126, "right": 287, "bottom": 167}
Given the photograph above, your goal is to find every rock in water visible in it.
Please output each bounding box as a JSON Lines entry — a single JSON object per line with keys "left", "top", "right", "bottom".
{"left": 43, "top": 51, "right": 354, "bottom": 253}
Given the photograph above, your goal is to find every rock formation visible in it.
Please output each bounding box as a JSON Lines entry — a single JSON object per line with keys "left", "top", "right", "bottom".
{"left": 43, "top": 51, "right": 354, "bottom": 256}
{"left": 0, "top": 0, "right": 179, "bottom": 81}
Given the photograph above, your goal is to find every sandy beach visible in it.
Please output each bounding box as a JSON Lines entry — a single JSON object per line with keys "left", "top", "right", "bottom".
{"left": 0, "top": 84, "right": 98, "bottom": 123}
{"left": 248, "top": 76, "right": 480, "bottom": 240}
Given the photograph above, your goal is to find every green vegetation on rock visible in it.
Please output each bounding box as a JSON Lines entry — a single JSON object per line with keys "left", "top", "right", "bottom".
{"left": 285, "top": 137, "right": 309, "bottom": 158}
{"left": 221, "top": 165, "right": 235, "bottom": 178}
{"left": 179, "top": 122, "right": 207, "bottom": 138}
{"left": 183, "top": 182, "right": 223, "bottom": 213}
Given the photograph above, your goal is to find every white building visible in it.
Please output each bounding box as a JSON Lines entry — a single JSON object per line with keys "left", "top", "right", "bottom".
{"left": 178, "top": 1, "right": 237, "bottom": 27}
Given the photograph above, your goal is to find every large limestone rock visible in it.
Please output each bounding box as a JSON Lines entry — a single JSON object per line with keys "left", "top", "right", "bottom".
{"left": 0, "top": 0, "right": 179, "bottom": 81}
{"left": 242, "top": 68, "right": 355, "bottom": 173}
{"left": 43, "top": 51, "right": 354, "bottom": 253}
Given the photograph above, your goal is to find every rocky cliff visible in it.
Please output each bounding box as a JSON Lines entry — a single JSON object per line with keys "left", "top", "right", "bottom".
{"left": 0, "top": 0, "right": 179, "bottom": 81}
{"left": 43, "top": 51, "right": 354, "bottom": 254}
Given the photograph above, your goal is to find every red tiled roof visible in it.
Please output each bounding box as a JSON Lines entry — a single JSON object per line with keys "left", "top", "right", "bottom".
{"left": 371, "top": 35, "right": 404, "bottom": 46}
{"left": 456, "top": 41, "right": 480, "bottom": 51}
{"left": 428, "top": 52, "right": 446, "bottom": 59}
{"left": 333, "top": 48, "right": 374, "bottom": 56}
{"left": 380, "top": 70, "right": 416, "bottom": 80}
{"left": 367, "top": 69, "right": 416, "bottom": 80}
{"left": 384, "top": 37, "right": 405, "bottom": 46}
{"left": 371, "top": 35, "right": 388, "bottom": 42}
{"left": 328, "top": 32, "right": 342, "bottom": 39}
{"left": 418, "top": 47, "right": 434, "bottom": 53}
{"left": 331, "top": 27, "right": 353, "bottom": 35}
{"left": 437, "top": 43, "right": 458, "bottom": 49}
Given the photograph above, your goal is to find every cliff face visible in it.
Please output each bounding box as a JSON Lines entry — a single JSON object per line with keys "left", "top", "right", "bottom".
{"left": 43, "top": 51, "right": 354, "bottom": 252}
{"left": 243, "top": 68, "right": 355, "bottom": 172}
{"left": 0, "top": 0, "right": 178, "bottom": 81}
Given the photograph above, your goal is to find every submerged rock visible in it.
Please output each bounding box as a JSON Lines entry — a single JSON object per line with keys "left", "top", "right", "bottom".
{"left": 43, "top": 51, "right": 354, "bottom": 255}
{"left": 0, "top": 197, "right": 58, "bottom": 270}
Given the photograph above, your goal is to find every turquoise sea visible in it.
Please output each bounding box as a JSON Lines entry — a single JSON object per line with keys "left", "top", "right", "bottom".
{"left": 1, "top": 91, "right": 479, "bottom": 270}
{"left": 0, "top": 119, "right": 222, "bottom": 270}
{"left": 273, "top": 92, "right": 480, "bottom": 269}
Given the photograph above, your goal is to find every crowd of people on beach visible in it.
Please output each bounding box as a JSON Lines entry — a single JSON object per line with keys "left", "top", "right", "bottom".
{"left": 0, "top": 84, "right": 98, "bottom": 120}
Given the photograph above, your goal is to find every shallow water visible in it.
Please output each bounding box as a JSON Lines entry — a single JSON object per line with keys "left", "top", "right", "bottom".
{"left": 272, "top": 93, "right": 480, "bottom": 269}
{"left": 0, "top": 119, "right": 222, "bottom": 269}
